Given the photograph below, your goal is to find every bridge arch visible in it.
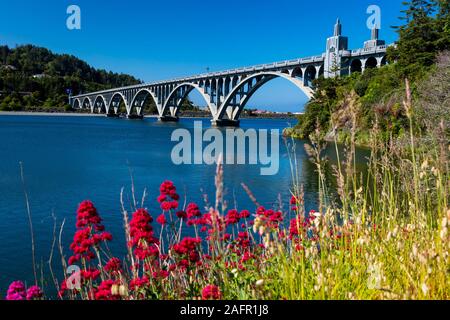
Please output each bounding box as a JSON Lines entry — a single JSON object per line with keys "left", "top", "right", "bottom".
{"left": 292, "top": 67, "right": 303, "bottom": 79}
{"left": 215, "top": 71, "right": 314, "bottom": 122}
{"left": 161, "top": 82, "right": 215, "bottom": 117}
{"left": 93, "top": 95, "right": 107, "bottom": 114}
{"left": 365, "top": 57, "right": 378, "bottom": 69}
{"left": 73, "top": 98, "right": 81, "bottom": 109}
{"left": 81, "top": 97, "right": 93, "bottom": 110}
{"left": 350, "top": 59, "right": 363, "bottom": 74}
{"left": 304, "top": 65, "right": 317, "bottom": 87}
{"left": 108, "top": 92, "right": 128, "bottom": 115}
{"left": 129, "top": 89, "right": 160, "bottom": 116}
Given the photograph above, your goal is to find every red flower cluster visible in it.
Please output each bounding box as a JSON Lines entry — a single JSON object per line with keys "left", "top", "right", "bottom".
{"left": 225, "top": 209, "right": 240, "bottom": 225}
{"left": 129, "top": 208, "right": 159, "bottom": 260}
{"left": 202, "top": 285, "right": 221, "bottom": 300}
{"left": 93, "top": 280, "right": 120, "bottom": 300}
{"left": 104, "top": 257, "right": 122, "bottom": 275}
{"left": 186, "top": 203, "right": 207, "bottom": 226}
{"left": 5, "top": 281, "right": 43, "bottom": 300}
{"left": 129, "top": 276, "right": 150, "bottom": 292}
{"left": 256, "top": 206, "right": 283, "bottom": 229}
{"left": 6, "top": 179, "right": 332, "bottom": 301}
{"left": 158, "top": 181, "right": 179, "bottom": 211}
{"left": 172, "top": 237, "right": 202, "bottom": 268}
{"left": 156, "top": 213, "right": 167, "bottom": 225}
{"left": 68, "top": 201, "right": 112, "bottom": 265}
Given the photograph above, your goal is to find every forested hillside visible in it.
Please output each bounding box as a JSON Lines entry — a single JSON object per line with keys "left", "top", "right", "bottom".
{"left": 0, "top": 45, "right": 141, "bottom": 111}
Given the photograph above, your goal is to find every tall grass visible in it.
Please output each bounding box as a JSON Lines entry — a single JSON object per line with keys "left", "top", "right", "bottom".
{"left": 230, "top": 81, "right": 449, "bottom": 300}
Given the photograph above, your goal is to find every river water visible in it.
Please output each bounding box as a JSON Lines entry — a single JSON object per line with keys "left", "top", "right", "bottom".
{"left": 0, "top": 115, "right": 368, "bottom": 294}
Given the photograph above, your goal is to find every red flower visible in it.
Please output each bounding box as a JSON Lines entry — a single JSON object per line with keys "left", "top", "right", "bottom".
{"left": 129, "top": 208, "right": 159, "bottom": 260}
{"left": 202, "top": 285, "right": 221, "bottom": 300}
{"left": 156, "top": 214, "right": 167, "bottom": 225}
{"left": 104, "top": 257, "right": 122, "bottom": 274}
{"left": 256, "top": 206, "right": 283, "bottom": 229}
{"left": 176, "top": 210, "right": 187, "bottom": 219}
{"left": 172, "top": 237, "right": 202, "bottom": 268}
{"left": 290, "top": 196, "right": 297, "bottom": 205}
{"left": 240, "top": 210, "right": 251, "bottom": 219}
{"left": 186, "top": 203, "right": 201, "bottom": 218}
{"left": 68, "top": 202, "right": 111, "bottom": 264}
{"left": 94, "top": 280, "right": 120, "bottom": 300}
{"left": 129, "top": 276, "right": 150, "bottom": 291}
{"left": 157, "top": 194, "right": 167, "bottom": 203}
{"left": 225, "top": 209, "right": 240, "bottom": 225}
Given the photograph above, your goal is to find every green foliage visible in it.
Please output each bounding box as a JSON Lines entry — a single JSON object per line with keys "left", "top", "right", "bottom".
{"left": 388, "top": 0, "right": 450, "bottom": 78}
{"left": 0, "top": 44, "right": 141, "bottom": 111}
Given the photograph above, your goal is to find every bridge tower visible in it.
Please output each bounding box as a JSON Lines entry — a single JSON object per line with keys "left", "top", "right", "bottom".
{"left": 324, "top": 18, "right": 349, "bottom": 78}
{"left": 364, "top": 27, "right": 385, "bottom": 49}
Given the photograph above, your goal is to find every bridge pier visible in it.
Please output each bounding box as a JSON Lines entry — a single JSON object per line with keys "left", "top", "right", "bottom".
{"left": 211, "top": 119, "right": 240, "bottom": 127}
{"left": 106, "top": 113, "right": 120, "bottom": 118}
{"left": 158, "top": 115, "right": 179, "bottom": 123}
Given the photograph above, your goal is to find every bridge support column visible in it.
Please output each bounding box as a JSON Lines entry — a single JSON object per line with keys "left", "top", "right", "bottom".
{"left": 158, "top": 115, "right": 179, "bottom": 123}
{"left": 211, "top": 118, "right": 240, "bottom": 127}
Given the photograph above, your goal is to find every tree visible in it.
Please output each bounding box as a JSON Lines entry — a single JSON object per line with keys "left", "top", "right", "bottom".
{"left": 389, "top": 0, "right": 449, "bottom": 76}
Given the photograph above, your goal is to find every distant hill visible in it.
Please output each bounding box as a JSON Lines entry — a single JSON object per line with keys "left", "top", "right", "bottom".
{"left": 0, "top": 44, "right": 142, "bottom": 111}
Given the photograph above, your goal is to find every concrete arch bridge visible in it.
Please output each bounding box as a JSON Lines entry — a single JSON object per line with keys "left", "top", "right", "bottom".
{"left": 71, "top": 20, "right": 390, "bottom": 126}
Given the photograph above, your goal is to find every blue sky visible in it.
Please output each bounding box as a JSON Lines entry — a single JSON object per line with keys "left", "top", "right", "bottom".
{"left": 0, "top": 0, "right": 404, "bottom": 111}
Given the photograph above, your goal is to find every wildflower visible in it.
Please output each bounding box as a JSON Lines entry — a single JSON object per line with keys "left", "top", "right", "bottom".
{"left": 75, "top": 200, "right": 103, "bottom": 228}
{"left": 104, "top": 257, "right": 122, "bottom": 274}
{"left": 172, "top": 237, "right": 202, "bottom": 268}
{"left": 255, "top": 279, "right": 264, "bottom": 288}
{"left": 421, "top": 283, "right": 429, "bottom": 296}
{"left": 6, "top": 281, "right": 26, "bottom": 300}
{"left": 255, "top": 206, "right": 283, "bottom": 229}
{"left": 202, "top": 285, "right": 221, "bottom": 300}
{"left": 240, "top": 210, "right": 250, "bottom": 219}
{"left": 225, "top": 209, "right": 240, "bottom": 225}
{"left": 176, "top": 210, "right": 187, "bottom": 219}
{"left": 186, "top": 203, "right": 201, "bottom": 219}
{"left": 26, "top": 285, "right": 43, "bottom": 300}
{"left": 129, "top": 208, "right": 159, "bottom": 260}
{"left": 161, "top": 201, "right": 178, "bottom": 211}
{"left": 94, "top": 280, "right": 120, "bottom": 300}
{"left": 81, "top": 268, "right": 101, "bottom": 281}
{"left": 129, "top": 276, "right": 150, "bottom": 291}
{"left": 68, "top": 201, "right": 111, "bottom": 264}
{"left": 156, "top": 214, "right": 167, "bottom": 225}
